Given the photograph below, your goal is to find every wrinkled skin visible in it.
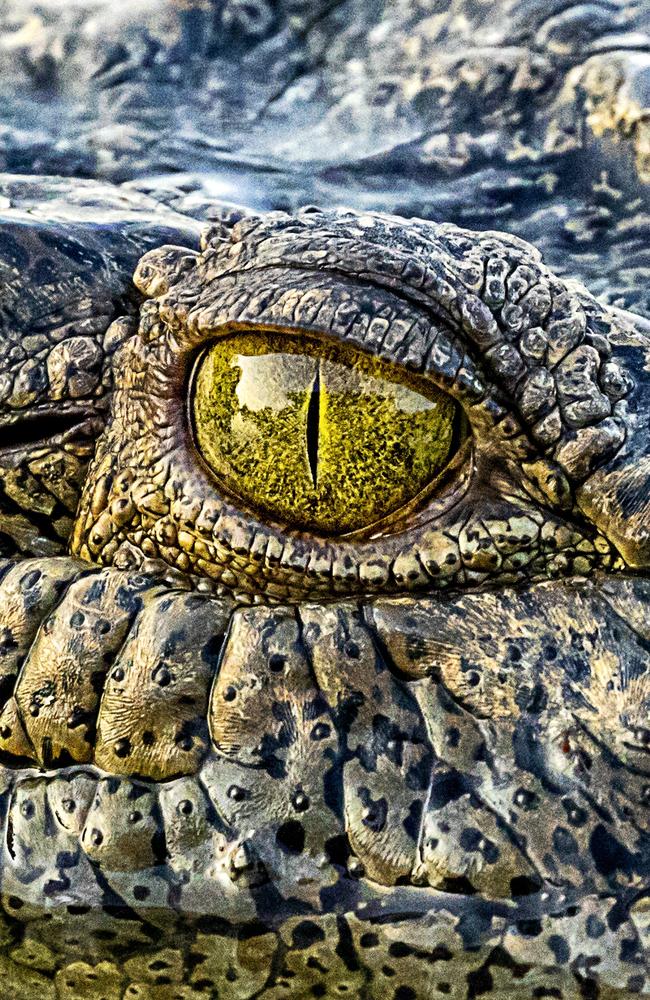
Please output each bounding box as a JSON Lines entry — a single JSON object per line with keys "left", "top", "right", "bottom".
{"left": 0, "top": 197, "right": 649, "bottom": 1000}
{"left": 0, "top": 2, "right": 649, "bottom": 998}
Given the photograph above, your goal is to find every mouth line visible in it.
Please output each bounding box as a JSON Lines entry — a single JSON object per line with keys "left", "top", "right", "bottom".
{"left": 0, "top": 406, "right": 105, "bottom": 453}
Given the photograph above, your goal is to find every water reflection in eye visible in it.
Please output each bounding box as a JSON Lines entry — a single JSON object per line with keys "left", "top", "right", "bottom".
{"left": 192, "top": 331, "right": 462, "bottom": 534}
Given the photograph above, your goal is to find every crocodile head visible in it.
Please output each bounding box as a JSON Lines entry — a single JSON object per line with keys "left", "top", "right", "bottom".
{"left": 2, "top": 195, "right": 650, "bottom": 995}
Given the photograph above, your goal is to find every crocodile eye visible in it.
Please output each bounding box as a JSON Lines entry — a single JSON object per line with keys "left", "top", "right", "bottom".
{"left": 191, "top": 330, "right": 462, "bottom": 534}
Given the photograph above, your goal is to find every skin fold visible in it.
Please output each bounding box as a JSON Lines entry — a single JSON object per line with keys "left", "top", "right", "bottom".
{"left": 0, "top": 191, "right": 649, "bottom": 998}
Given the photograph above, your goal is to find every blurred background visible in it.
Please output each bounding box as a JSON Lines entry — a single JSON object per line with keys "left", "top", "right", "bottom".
{"left": 0, "top": 0, "right": 648, "bottom": 313}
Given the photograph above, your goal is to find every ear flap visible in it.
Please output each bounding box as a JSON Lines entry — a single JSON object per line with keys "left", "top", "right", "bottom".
{"left": 577, "top": 311, "right": 650, "bottom": 568}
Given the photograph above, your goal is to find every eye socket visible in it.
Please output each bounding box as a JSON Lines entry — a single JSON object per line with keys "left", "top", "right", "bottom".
{"left": 191, "top": 330, "right": 463, "bottom": 535}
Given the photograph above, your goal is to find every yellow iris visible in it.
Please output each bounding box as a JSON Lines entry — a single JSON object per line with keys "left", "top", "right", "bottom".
{"left": 192, "top": 331, "right": 459, "bottom": 534}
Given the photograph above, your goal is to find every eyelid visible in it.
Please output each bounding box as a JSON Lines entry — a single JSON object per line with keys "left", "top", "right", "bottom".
{"left": 154, "top": 261, "right": 501, "bottom": 413}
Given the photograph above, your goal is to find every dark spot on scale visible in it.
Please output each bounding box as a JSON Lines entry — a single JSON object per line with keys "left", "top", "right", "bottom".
{"left": 44, "top": 877, "right": 70, "bottom": 897}
{"left": 510, "top": 875, "right": 542, "bottom": 897}
{"left": 586, "top": 914, "right": 606, "bottom": 939}
{"left": 561, "top": 798, "right": 587, "bottom": 827}
{"left": 67, "top": 706, "right": 93, "bottom": 730}
{"left": 19, "top": 799, "right": 35, "bottom": 820}
{"left": 429, "top": 770, "right": 470, "bottom": 809}
{"left": 55, "top": 850, "right": 76, "bottom": 869}
{"left": 276, "top": 820, "right": 305, "bottom": 855}
{"left": 142, "top": 730, "right": 156, "bottom": 746}
{"left": 153, "top": 665, "right": 172, "bottom": 687}
{"left": 360, "top": 933, "right": 379, "bottom": 948}
{"left": 460, "top": 827, "right": 499, "bottom": 863}
{"left": 268, "top": 654, "right": 286, "bottom": 672}
{"left": 552, "top": 827, "right": 579, "bottom": 856}
{"left": 0, "top": 629, "right": 17, "bottom": 655}
{"left": 513, "top": 787, "right": 538, "bottom": 810}
{"left": 389, "top": 942, "right": 412, "bottom": 958}
{"left": 402, "top": 799, "right": 423, "bottom": 841}
{"left": 292, "top": 919, "right": 325, "bottom": 949}
{"left": 547, "top": 934, "right": 570, "bottom": 965}
{"left": 515, "top": 919, "right": 542, "bottom": 937}
{"left": 324, "top": 834, "right": 351, "bottom": 867}
{"left": 311, "top": 722, "right": 330, "bottom": 741}
{"left": 590, "top": 824, "right": 635, "bottom": 877}
{"left": 358, "top": 788, "right": 388, "bottom": 833}
{"left": 439, "top": 875, "right": 476, "bottom": 894}
{"left": 114, "top": 738, "right": 131, "bottom": 758}
{"left": 133, "top": 885, "right": 150, "bottom": 901}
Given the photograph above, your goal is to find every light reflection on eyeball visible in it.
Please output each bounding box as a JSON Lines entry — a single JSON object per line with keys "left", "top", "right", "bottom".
{"left": 191, "top": 330, "right": 464, "bottom": 535}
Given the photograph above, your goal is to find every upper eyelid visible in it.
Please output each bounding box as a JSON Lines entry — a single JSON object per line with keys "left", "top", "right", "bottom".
{"left": 195, "top": 219, "right": 588, "bottom": 398}
{"left": 149, "top": 257, "right": 497, "bottom": 417}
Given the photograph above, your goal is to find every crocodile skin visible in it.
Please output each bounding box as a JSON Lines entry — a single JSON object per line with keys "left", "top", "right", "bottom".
{"left": 0, "top": 0, "right": 648, "bottom": 993}
{"left": 0, "top": 197, "right": 649, "bottom": 996}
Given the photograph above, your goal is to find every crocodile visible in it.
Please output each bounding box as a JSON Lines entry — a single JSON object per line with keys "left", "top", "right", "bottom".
{"left": 0, "top": 1, "right": 649, "bottom": 998}
{"left": 0, "top": 180, "right": 648, "bottom": 998}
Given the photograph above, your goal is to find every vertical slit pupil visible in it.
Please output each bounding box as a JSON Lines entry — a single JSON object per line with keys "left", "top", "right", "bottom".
{"left": 306, "top": 363, "right": 320, "bottom": 487}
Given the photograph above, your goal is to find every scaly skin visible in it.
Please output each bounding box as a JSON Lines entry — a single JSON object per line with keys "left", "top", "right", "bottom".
{"left": 0, "top": 193, "right": 650, "bottom": 997}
